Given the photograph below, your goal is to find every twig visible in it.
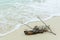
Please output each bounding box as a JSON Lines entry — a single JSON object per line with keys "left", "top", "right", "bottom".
{"left": 48, "top": 31, "right": 56, "bottom": 35}
{"left": 36, "top": 16, "right": 56, "bottom": 35}
{"left": 23, "top": 24, "right": 33, "bottom": 29}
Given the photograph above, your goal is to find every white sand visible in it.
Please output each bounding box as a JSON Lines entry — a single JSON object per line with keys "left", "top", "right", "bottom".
{"left": 0, "top": 16, "right": 60, "bottom": 40}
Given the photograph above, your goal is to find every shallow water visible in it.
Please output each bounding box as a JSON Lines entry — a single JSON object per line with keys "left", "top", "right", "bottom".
{"left": 0, "top": 0, "right": 60, "bottom": 36}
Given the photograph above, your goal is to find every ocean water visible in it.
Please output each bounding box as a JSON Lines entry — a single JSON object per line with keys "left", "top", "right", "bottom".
{"left": 0, "top": 0, "right": 60, "bottom": 36}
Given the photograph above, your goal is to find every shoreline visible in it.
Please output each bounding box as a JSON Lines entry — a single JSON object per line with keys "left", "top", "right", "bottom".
{"left": 0, "top": 14, "right": 53, "bottom": 37}
{"left": 0, "top": 16, "right": 60, "bottom": 40}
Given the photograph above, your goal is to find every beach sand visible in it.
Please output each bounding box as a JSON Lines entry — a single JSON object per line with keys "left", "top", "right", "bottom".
{"left": 0, "top": 16, "right": 60, "bottom": 40}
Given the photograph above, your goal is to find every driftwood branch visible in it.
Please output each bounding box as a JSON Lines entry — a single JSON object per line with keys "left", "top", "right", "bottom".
{"left": 36, "top": 16, "right": 56, "bottom": 35}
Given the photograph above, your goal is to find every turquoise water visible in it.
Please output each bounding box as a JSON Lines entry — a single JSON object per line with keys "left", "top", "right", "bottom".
{"left": 0, "top": 0, "right": 58, "bottom": 15}
{"left": 0, "top": 0, "right": 59, "bottom": 28}
{"left": 0, "top": 0, "right": 42, "bottom": 5}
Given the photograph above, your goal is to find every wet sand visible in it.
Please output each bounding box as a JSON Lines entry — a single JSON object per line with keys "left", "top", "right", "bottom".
{"left": 0, "top": 16, "right": 60, "bottom": 40}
